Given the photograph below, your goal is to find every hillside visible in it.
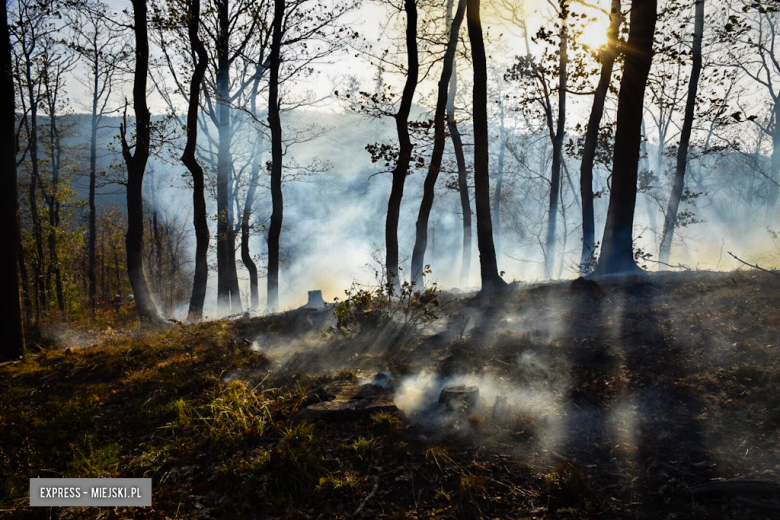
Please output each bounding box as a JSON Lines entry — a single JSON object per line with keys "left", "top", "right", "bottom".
{"left": 2, "top": 271, "right": 780, "bottom": 519}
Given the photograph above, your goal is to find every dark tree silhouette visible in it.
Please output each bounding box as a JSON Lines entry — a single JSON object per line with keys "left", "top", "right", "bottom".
{"left": 580, "top": 0, "right": 623, "bottom": 273}
{"left": 385, "top": 0, "right": 419, "bottom": 287}
{"left": 410, "top": 0, "right": 466, "bottom": 285}
{"left": 467, "top": 0, "right": 506, "bottom": 290}
{"left": 180, "top": 0, "right": 210, "bottom": 321}
{"left": 267, "top": 0, "right": 283, "bottom": 312}
{"left": 0, "top": 0, "right": 25, "bottom": 361}
{"left": 119, "top": 0, "right": 163, "bottom": 323}
{"left": 214, "top": 0, "right": 242, "bottom": 315}
{"left": 658, "top": 0, "right": 704, "bottom": 266}
{"left": 594, "top": 0, "right": 658, "bottom": 276}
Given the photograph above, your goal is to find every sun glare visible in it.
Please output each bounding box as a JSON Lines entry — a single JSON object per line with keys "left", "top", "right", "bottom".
{"left": 578, "top": 15, "right": 610, "bottom": 49}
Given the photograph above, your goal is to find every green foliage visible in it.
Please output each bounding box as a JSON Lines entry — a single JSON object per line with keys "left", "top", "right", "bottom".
{"left": 332, "top": 265, "right": 440, "bottom": 341}
{"left": 69, "top": 435, "right": 121, "bottom": 477}
{"left": 371, "top": 410, "right": 400, "bottom": 434}
{"left": 351, "top": 435, "right": 379, "bottom": 459}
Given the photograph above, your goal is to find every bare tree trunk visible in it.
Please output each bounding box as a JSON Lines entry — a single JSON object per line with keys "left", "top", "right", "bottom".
{"left": 0, "top": 0, "right": 24, "bottom": 360}
{"left": 467, "top": 0, "right": 506, "bottom": 291}
{"left": 544, "top": 0, "right": 568, "bottom": 280}
{"left": 658, "top": 0, "right": 704, "bottom": 266}
{"left": 181, "top": 0, "right": 210, "bottom": 321}
{"left": 580, "top": 0, "right": 622, "bottom": 273}
{"left": 267, "top": 0, "right": 284, "bottom": 312}
{"left": 25, "top": 73, "right": 47, "bottom": 320}
{"left": 492, "top": 96, "right": 506, "bottom": 251}
{"left": 242, "top": 136, "right": 261, "bottom": 311}
{"left": 384, "top": 0, "right": 419, "bottom": 288}
{"left": 120, "top": 0, "right": 162, "bottom": 324}
{"left": 410, "top": 0, "right": 466, "bottom": 285}
{"left": 446, "top": 0, "right": 471, "bottom": 288}
{"left": 594, "top": 0, "right": 658, "bottom": 276}
{"left": 88, "top": 97, "right": 99, "bottom": 319}
{"left": 215, "top": 0, "right": 241, "bottom": 315}
{"left": 45, "top": 92, "right": 65, "bottom": 311}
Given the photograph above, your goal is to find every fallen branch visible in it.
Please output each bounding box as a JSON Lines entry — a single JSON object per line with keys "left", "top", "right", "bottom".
{"left": 728, "top": 252, "right": 780, "bottom": 276}
{"left": 353, "top": 475, "right": 379, "bottom": 517}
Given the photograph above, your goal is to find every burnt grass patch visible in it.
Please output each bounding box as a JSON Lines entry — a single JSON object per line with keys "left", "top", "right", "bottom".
{"left": 2, "top": 271, "right": 780, "bottom": 518}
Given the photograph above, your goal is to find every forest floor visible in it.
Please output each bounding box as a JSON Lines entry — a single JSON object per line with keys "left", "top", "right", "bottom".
{"left": 2, "top": 270, "right": 780, "bottom": 519}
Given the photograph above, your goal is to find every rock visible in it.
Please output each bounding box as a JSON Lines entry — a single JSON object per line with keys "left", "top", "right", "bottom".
{"left": 439, "top": 385, "right": 479, "bottom": 412}
{"left": 294, "top": 381, "right": 397, "bottom": 423}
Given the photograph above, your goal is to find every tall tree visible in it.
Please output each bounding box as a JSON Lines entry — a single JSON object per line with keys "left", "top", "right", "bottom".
{"left": 385, "top": 0, "right": 419, "bottom": 287}
{"left": 213, "top": 0, "right": 242, "bottom": 315}
{"left": 543, "top": 0, "right": 569, "bottom": 279}
{"left": 594, "top": 0, "right": 658, "bottom": 275}
{"left": 68, "top": 2, "right": 126, "bottom": 319}
{"left": 12, "top": 0, "right": 52, "bottom": 321}
{"left": 0, "top": 0, "right": 25, "bottom": 361}
{"left": 40, "top": 35, "right": 74, "bottom": 312}
{"left": 119, "top": 0, "right": 163, "bottom": 323}
{"left": 445, "top": 0, "right": 472, "bottom": 288}
{"left": 658, "top": 0, "right": 704, "bottom": 266}
{"left": 267, "top": 0, "right": 283, "bottom": 312}
{"left": 180, "top": 0, "right": 210, "bottom": 321}
{"left": 410, "top": 0, "right": 466, "bottom": 285}
{"left": 579, "top": 0, "right": 623, "bottom": 273}
{"left": 467, "top": 0, "right": 506, "bottom": 290}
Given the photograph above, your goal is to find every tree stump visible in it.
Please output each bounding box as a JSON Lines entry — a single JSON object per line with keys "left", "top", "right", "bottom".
{"left": 304, "top": 290, "right": 326, "bottom": 309}
{"left": 439, "top": 385, "right": 479, "bottom": 412}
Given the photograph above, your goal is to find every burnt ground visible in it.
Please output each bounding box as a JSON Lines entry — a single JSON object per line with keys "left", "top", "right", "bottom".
{"left": 2, "top": 270, "right": 780, "bottom": 519}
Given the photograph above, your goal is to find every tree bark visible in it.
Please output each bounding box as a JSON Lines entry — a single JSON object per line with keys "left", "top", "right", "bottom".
{"left": 410, "top": 0, "right": 466, "bottom": 285}
{"left": 88, "top": 79, "right": 98, "bottom": 318}
{"left": 467, "top": 0, "right": 506, "bottom": 291}
{"left": 120, "top": 0, "right": 163, "bottom": 324}
{"left": 492, "top": 95, "right": 506, "bottom": 251}
{"left": 267, "top": 0, "right": 284, "bottom": 312}
{"left": 0, "top": 0, "right": 25, "bottom": 360}
{"left": 544, "top": 0, "right": 568, "bottom": 280}
{"left": 181, "top": 0, "right": 210, "bottom": 321}
{"left": 242, "top": 133, "right": 261, "bottom": 311}
{"left": 445, "top": 0, "right": 472, "bottom": 288}
{"left": 215, "top": 0, "right": 241, "bottom": 315}
{"left": 580, "top": 0, "right": 622, "bottom": 273}
{"left": 385, "top": 0, "right": 419, "bottom": 288}
{"left": 594, "top": 0, "right": 658, "bottom": 276}
{"left": 658, "top": 0, "right": 704, "bottom": 266}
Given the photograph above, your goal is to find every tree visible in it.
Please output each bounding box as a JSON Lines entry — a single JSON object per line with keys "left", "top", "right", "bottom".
{"left": 267, "top": 0, "right": 283, "bottom": 312}
{"left": 444, "top": 0, "right": 472, "bottom": 288}
{"left": 593, "top": 0, "right": 658, "bottom": 275}
{"left": 724, "top": 0, "right": 780, "bottom": 218}
{"left": 385, "top": 0, "right": 419, "bottom": 287}
{"left": 467, "top": 0, "right": 506, "bottom": 290}
{"left": 11, "top": 0, "right": 53, "bottom": 322}
{"left": 119, "top": 0, "right": 163, "bottom": 324}
{"left": 658, "top": 0, "right": 704, "bottom": 266}
{"left": 580, "top": 0, "right": 623, "bottom": 272}
{"left": 179, "top": 0, "right": 210, "bottom": 321}
{"left": 410, "top": 0, "right": 466, "bottom": 285}
{"left": 0, "top": 0, "right": 25, "bottom": 361}
{"left": 67, "top": 1, "right": 127, "bottom": 319}
{"left": 40, "top": 34, "right": 75, "bottom": 312}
